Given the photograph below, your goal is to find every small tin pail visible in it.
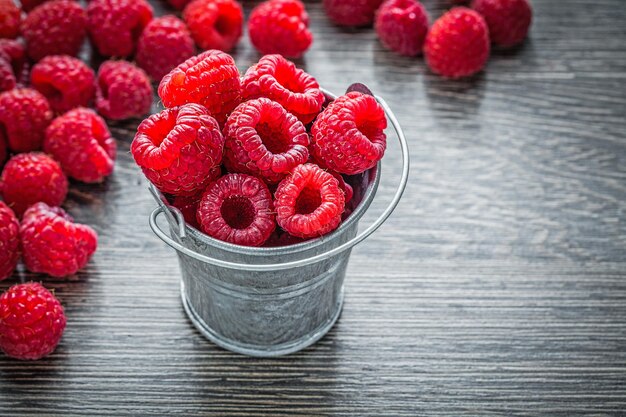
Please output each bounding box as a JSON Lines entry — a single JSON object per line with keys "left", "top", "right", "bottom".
{"left": 148, "top": 93, "right": 409, "bottom": 357}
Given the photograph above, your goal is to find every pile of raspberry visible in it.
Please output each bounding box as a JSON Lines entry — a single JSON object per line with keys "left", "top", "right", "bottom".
{"left": 132, "top": 51, "right": 388, "bottom": 247}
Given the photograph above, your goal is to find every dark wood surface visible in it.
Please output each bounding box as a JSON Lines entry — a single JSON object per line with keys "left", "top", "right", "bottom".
{"left": 2, "top": 0, "right": 626, "bottom": 415}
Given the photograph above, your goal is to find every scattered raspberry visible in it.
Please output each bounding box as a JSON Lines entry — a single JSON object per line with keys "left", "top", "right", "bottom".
{"left": 131, "top": 104, "right": 224, "bottom": 196}
{"left": 167, "top": 0, "right": 191, "bottom": 10}
{"left": 424, "top": 7, "right": 490, "bottom": 78}
{"left": 87, "top": 0, "right": 153, "bottom": 57}
{"left": 0, "top": 201, "right": 19, "bottom": 281}
{"left": 242, "top": 55, "right": 324, "bottom": 124}
{"left": 248, "top": 0, "right": 312, "bottom": 58}
{"left": 21, "top": 0, "right": 87, "bottom": 61}
{"left": 472, "top": 0, "right": 532, "bottom": 47}
{"left": 0, "top": 282, "right": 66, "bottom": 360}
{"left": 30, "top": 55, "right": 95, "bottom": 114}
{"left": 223, "top": 98, "right": 310, "bottom": 184}
{"left": 323, "top": 0, "right": 383, "bottom": 27}
{"left": 197, "top": 173, "right": 275, "bottom": 246}
{"left": 136, "top": 16, "right": 195, "bottom": 82}
{"left": 0, "top": 88, "right": 53, "bottom": 153}
{"left": 44, "top": 108, "right": 116, "bottom": 183}
{"left": 0, "top": 0, "right": 20, "bottom": 39}
{"left": 183, "top": 0, "right": 243, "bottom": 52}
{"left": 95, "top": 60, "right": 153, "bottom": 120}
{"left": 158, "top": 50, "right": 241, "bottom": 125}
{"left": 311, "top": 92, "right": 387, "bottom": 175}
{"left": 375, "top": 0, "right": 430, "bottom": 56}
{"left": 275, "top": 163, "right": 345, "bottom": 239}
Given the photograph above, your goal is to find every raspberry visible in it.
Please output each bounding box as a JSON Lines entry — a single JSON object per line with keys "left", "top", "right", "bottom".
{"left": 44, "top": 108, "right": 116, "bottom": 183}
{"left": 158, "top": 50, "right": 241, "bottom": 125}
{"left": 0, "top": 39, "right": 26, "bottom": 80}
{"left": 171, "top": 192, "right": 202, "bottom": 229}
{"left": 167, "top": 0, "right": 191, "bottom": 10}
{"left": 323, "top": 0, "right": 383, "bottom": 27}
{"left": 375, "top": 0, "right": 430, "bottom": 56}
{"left": 424, "top": 7, "right": 490, "bottom": 78}
{"left": 96, "top": 60, "right": 153, "bottom": 120}
{"left": 21, "top": 0, "right": 87, "bottom": 62}
{"left": 0, "top": 201, "right": 19, "bottom": 281}
{"left": 329, "top": 171, "right": 353, "bottom": 204}
{"left": 183, "top": 0, "right": 243, "bottom": 52}
{"left": 0, "top": 57, "right": 15, "bottom": 92}
{"left": 248, "top": 0, "right": 312, "bottom": 58}
{"left": 0, "top": 88, "right": 53, "bottom": 153}
{"left": 311, "top": 92, "right": 387, "bottom": 175}
{"left": 197, "top": 173, "right": 275, "bottom": 246}
{"left": 223, "top": 98, "right": 310, "bottom": 184}
{"left": 0, "top": 282, "right": 66, "bottom": 360}
{"left": 136, "top": 16, "right": 195, "bottom": 82}
{"left": 30, "top": 55, "right": 95, "bottom": 114}
{"left": 87, "top": 0, "right": 153, "bottom": 57}
{"left": 472, "top": 0, "right": 532, "bottom": 47}
{"left": 0, "top": 0, "right": 20, "bottom": 39}
{"left": 242, "top": 55, "right": 324, "bottom": 125}
{"left": 131, "top": 104, "right": 224, "bottom": 196}
{"left": 275, "top": 163, "right": 345, "bottom": 239}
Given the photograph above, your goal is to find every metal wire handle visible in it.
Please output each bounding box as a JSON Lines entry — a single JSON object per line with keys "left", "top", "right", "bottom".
{"left": 149, "top": 95, "right": 410, "bottom": 271}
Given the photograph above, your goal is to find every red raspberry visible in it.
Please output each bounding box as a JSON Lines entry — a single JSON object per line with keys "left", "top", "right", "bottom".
{"left": 44, "top": 108, "right": 116, "bottom": 183}
{"left": 248, "top": 0, "right": 312, "bottom": 58}
{"left": 96, "top": 60, "right": 153, "bottom": 120}
{"left": 311, "top": 92, "right": 387, "bottom": 175}
{"left": 329, "top": 171, "right": 353, "bottom": 204}
{"left": 0, "top": 88, "right": 53, "bottom": 153}
{"left": 424, "top": 7, "right": 490, "bottom": 78}
{"left": 0, "top": 282, "right": 66, "bottom": 360}
{"left": 183, "top": 0, "right": 243, "bottom": 52}
{"left": 20, "top": 203, "right": 97, "bottom": 277}
{"left": 242, "top": 55, "right": 324, "bottom": 125}
{"left": 136, "top": 16, "right": 195, "bottom": 82}
{"left": 323, "top": 0, "right": 383, "bottom": 27}
{"left": 87, "top": 0, "right": 153, "bottom": 57}
{"left": 223, "top": 98, "right": 309, "bottom": 184}
{"left": 0, "top": 0, "right": 20, "bottom": 39}
{"left": 0, "top": 201, "right": 19, "bottom": 280}
{"left": 30, "top": 55, "right": 95, "bottom": 114}
{"left": 0, "top": 57, "right": 15, "bottom": 92}
{"left": 375, "top": 0, "right": 430, "bottom": 56}
{"left": 0, "top": 39, "right": 26, "bottom": 80}
{"left": 275, "top": 163, "right": 345, "bottom": 239}
{"left": 131, "top": 104, "right": 224, "bottom": 196}
{"left": 167, "top": 0, "right": 191, "bottom": 10}
{"left": 171, "top": 191, "right": 204, "bottom": 229}
{"left": 21, "top": 0, "right": 87, "bottom": 62}
{"left": 197, "top": 173, "right": 275, "bottom": 247}
{"left": 472, "top": 0, "right": 532, "bottom": 47}
{"left": 158, "top": 50, "right": 241, "bottom": 125}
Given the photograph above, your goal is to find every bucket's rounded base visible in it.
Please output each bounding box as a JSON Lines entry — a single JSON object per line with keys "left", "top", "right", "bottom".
{"left": 180, "top": 281, "right": 344, "bottom": 357}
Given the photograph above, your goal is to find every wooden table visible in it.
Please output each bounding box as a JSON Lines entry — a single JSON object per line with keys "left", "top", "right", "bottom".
{"left": 2, "top": 0, "right": 626, "bottom": 415}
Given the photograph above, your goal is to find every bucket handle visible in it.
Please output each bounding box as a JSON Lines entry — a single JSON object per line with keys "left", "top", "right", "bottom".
{"left": 149, "top": 95, "right": 410, "bottom": 272}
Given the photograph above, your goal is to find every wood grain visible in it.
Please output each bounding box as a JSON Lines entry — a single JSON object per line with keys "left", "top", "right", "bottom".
{"left": 1, "top": 0, "right": 626, "bottom": 415}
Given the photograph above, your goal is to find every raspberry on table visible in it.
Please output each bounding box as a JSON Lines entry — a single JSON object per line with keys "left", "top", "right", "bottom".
{"left": 424, "top": 7, "right": 490, "bottom": 78}
{"left": 31, "top": 55, "right": 96, "bottom": 114}
{"left": 44, "top": 108, "right": 116, "bottom": 183}
{"left": 197, "top": 173, "right": 275, "bottom": 247}
{"left": 0, "top": 88, "right": 53, "bottom": 153}
{"left": 0, "top": 201, "right": 19, "bottom": 281}
{"left": 20, "top": 203, "right": 97, "bottom": 277}
{"left": 95, "top": 60, "right": 153, "bottom": 120}
{"left": 223, "top": 98, "right": 310, "bottom": 184}
{"left": 136, "top": 16, "right": 195, "bottom": 82}
{"left": 0, "top": 0, "right": 20, "bottom": 39}
{"left": 242, "top": 54, "right": 324, "bottom": 124}
{"left": 167, "top": 0, "right": 192, "bottom": 10}
{"left": 375, "top": 0, "right": 430, "bottom": 56}
{"left": 158, "top": 50, "right": 241, "bottom": 125}
{"left": 183, "top": 0, "right": 243, "bottom": 53}
{"left": 131, "top": 103, "right": 224, "bottom": 196}
{"left": 311, "top": 91, "right": 387, "bottom": 175}
{"left": 248, "top": 0, "right": 312, "bottom": 58}
{"left": 0, "top": 282, "right": 66, "bottom": 360}
{"left": 0, "top": 152, "right": 68, "bottom": 216}
{"left": 275, "top": 163, "right": 346, "bottom": 239}
{"left": 472, "top": 0, "right": 532, "bottom": 47}
{"left": 323, "top": 0, "right": 384, "bottom": 27}
{"left": 87, "top": 0, "right": 153, "bottom": 57}
{"left": 21, "top": 0, "right": 87, "bottom": 61}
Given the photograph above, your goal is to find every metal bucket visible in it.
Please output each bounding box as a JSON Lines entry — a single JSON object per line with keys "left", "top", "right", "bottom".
{"left": 149, "top": 94, "right": 409, "bottom": 357}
